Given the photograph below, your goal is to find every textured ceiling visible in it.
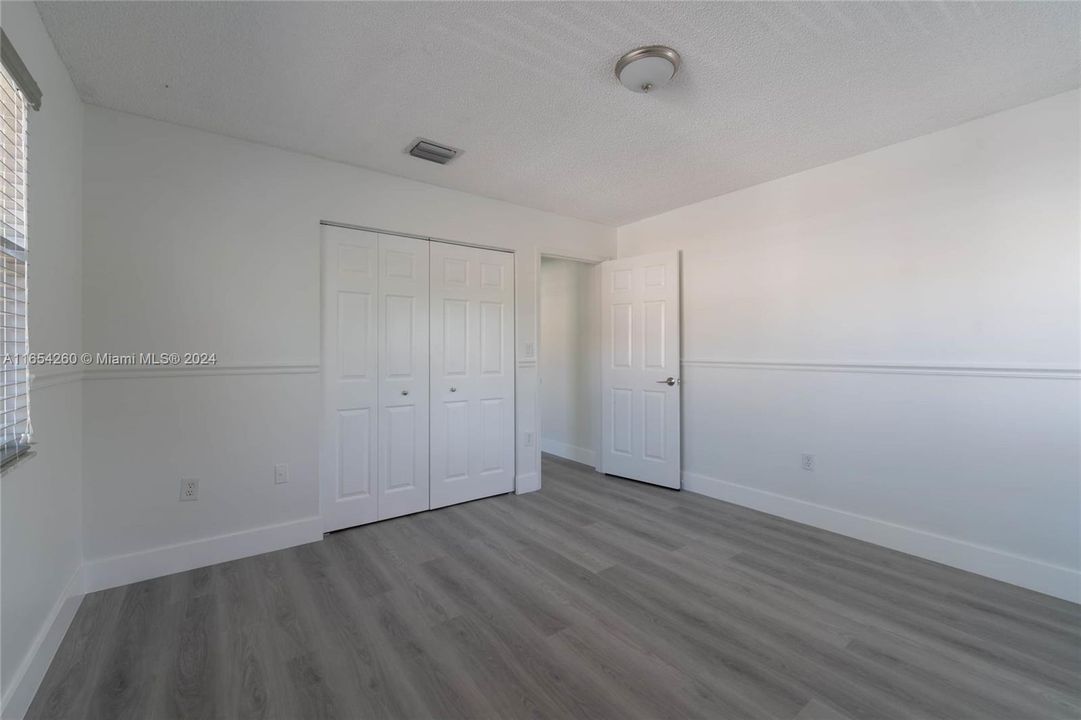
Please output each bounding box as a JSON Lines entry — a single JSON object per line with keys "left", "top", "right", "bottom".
{"left": 37, "top": 1, "right": 1081, "bottom": 225}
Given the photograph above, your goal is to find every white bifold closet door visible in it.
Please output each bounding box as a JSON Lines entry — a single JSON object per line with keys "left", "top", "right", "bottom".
{"left": 429, "top": 242, "right": 516, "bottom": 508}
{"left": 321, "top": 225, "right": 514, "bottom": 532}
{"left": 321, "top": 226, "right": 430, "bottom": 532}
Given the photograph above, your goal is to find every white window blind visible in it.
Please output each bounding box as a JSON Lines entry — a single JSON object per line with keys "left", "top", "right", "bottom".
{"left": 1, "top": 60, "right": 31, "bottom": 468}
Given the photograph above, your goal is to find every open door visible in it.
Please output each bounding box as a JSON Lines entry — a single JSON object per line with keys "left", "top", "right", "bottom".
{"left": 600, "top": 251, "right": 681, "bottom": 488}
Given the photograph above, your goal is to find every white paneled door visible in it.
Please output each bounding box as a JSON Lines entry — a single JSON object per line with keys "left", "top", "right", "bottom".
{"left": 376, "top": 235, "right": 430, "bottom": 520}
{"left": 321, "top": 226, "right": 515, "bottom": 531}
{"left": 429, "top": 242, "right": 516, "bottom": 508}
{"left": 321, "top": 226, "right": 380, "bottom": 530}
{"left": 600, "top": 251, "right": 681, "bottom": 488}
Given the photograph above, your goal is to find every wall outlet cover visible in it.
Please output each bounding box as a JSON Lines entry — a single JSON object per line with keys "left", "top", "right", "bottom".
{"left": 801, "top": 454, "right": 816, "bottom": 472}
{"left": 274, "top": 463, "right": 289, "bottom": 484}
{"left": 180, "top": 478, "right": 199, "bottom": 501}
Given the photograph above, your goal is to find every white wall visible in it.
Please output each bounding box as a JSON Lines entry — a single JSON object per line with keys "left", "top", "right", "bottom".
{"left": 80, "top": 106, "right": 615, "bottom": 582}
{"left": 0, "top": 2, "right": 85, "bottom": 716}
{"left": 540, "top": 257, "right": 597, "bottom": 465}
{"left": 618, "top": 90, "right": 1081, "bottom": 602}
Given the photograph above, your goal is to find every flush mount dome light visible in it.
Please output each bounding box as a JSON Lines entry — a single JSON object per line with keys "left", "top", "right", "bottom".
{"left": 615, "top": 45, "right": 681, "bottom": 93}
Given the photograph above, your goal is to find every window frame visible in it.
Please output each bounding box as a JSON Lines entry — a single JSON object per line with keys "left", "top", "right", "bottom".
{"left": 0, "top": 30, "right": 40, "bottom": 471}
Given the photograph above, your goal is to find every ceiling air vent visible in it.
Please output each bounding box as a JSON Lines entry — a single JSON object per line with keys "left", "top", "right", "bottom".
{"left": 408, "top": 139, "right": 460, "bottom": 165}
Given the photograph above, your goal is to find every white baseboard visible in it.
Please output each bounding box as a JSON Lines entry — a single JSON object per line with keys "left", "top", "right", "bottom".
{"left": 515, "top": 472, "right": 540, "bottom": 494}
{"left": 82, "top": 516, "right": 324, "bottom": 593}
{"left": 682, "top": 470, "right": 1081, "bottom": 604}
{"left": 1, "top": 567, "right": 85, "bottom": 720}
{"left": 541, "top": 439, "right": 597, "bottom": 467}
{"left": 3, "top": 517, "right": 322, "bottom": 718}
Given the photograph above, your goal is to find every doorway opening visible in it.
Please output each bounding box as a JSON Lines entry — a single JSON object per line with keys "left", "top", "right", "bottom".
{"left": 538, "top": 255, "right": 601, "bottom": 471}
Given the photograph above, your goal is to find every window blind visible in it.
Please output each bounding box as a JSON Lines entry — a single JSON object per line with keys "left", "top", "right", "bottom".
{"left": 1, "top": 60, "right": 30, "bottom": 468}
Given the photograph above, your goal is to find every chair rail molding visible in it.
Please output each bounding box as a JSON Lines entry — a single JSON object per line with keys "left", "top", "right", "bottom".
{"left": 29, "top": 367, "right": 84, "bottom": 390}
{"left": 82, "top": 360, "right": 320, "bottom": 380}
{"left": 680, "top": 359, "right": 1081, "bottom": 380}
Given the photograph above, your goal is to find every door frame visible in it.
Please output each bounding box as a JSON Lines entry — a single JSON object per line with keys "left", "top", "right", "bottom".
{"left": 318, "top": 220, "right": 521, "bottom": 526}
{"left": 533, "top": 247, "right": 611, "bottom": 490}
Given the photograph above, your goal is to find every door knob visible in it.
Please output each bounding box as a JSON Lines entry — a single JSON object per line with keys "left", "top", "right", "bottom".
{"left": 450, "top": 387, "right": 457, "bottom": 392}
{"left": 657, "top": 377, "right": 679, "bottom": 386}
{"left": 401, "top": 390, "right": 409, "bottom": 396}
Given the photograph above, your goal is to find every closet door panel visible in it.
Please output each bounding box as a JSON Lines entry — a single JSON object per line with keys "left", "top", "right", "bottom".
{"left": 430, "top": 242, "right": 515, "bottom": 508}
{"left": 479, "top": 397, "right": 506, "bottom": 474}
{"left": 320, "top": 226, "right": 379, "bottom": 531}
{"left": 338, "top": 409, "right": 374, "bottom": 497}
{"left": 377, "top": 235, "right": 430, "bottom": 520}
{"left": 444, "top": 400, "right": 470, "bottom": 480}
{"left": 323, "top": 227, "right": 513, "bottom": 529}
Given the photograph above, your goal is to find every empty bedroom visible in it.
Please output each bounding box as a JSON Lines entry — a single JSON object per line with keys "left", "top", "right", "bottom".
{"left": 1, "top": 1, "right": 1079, "bottom": 719}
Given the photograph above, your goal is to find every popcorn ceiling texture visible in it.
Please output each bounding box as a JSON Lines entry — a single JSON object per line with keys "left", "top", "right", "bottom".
{"left": 38, "top": 1, "right": 1080, "bottom": 225}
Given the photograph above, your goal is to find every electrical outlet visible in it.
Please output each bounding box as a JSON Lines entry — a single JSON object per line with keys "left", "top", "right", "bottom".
{"left": 274, "top": 463, "right": 289, "bottom": 485}
{"left": 801, "top": 454, "right": 816, "bottom": 472}
{"left": 180, "top": 478, "right": 199, "bottom": 501}
{"left": 523, "top": 431, "right": 534, "bottom": 448}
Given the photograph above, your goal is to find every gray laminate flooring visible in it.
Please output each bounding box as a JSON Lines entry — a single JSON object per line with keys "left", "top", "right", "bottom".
{"left": 27, "top": 455, "right": 1081, "bottom": 719}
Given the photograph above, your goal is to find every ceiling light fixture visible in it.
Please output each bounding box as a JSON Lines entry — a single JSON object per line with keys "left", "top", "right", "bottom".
{"left": 615, "top": 45, "right": 681, "bottom": 94}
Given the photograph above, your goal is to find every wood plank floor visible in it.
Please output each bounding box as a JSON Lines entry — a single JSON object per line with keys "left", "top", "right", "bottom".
{"left": 28, "top": 455, "right": 1081, "bottom": 719}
